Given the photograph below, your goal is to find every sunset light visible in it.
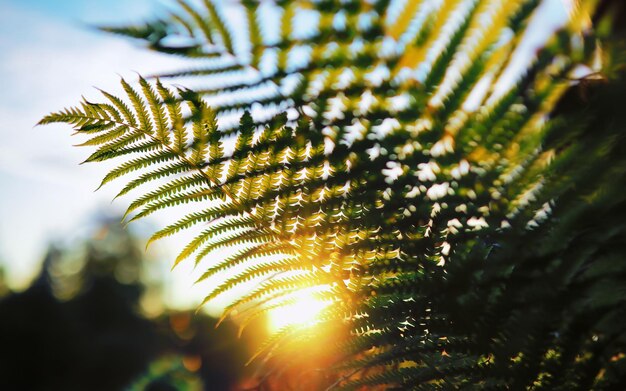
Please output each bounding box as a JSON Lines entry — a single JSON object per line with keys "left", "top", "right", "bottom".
{"left": 267, "top": 291, "right": 332, "bottom": 332}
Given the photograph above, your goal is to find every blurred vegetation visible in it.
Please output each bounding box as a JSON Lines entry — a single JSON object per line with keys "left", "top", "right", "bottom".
{"left": 0, "top": 217, "right": 255, "bottom": 391}
{"left": 0, "top": 267, "right": 8, "bottom": 298}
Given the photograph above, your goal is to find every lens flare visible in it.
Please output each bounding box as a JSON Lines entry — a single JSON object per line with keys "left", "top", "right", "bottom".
{"left": 268, "top": 290, "right": 331, "bottom": 332}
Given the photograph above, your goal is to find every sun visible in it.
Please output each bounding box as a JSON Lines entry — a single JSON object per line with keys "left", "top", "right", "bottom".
{"left": 267, "top": 290, "right": 331, "bottom": 332}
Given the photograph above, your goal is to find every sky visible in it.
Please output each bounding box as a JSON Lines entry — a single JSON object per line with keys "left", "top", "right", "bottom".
{"left": 0, "top": 0, "right": 570, "bottom": 312}
{"left": 0, "top": 0, "right": 217, "bottom": 310}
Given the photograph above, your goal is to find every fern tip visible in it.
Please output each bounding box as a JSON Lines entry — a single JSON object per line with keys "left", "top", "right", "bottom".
{"left": 131, "top": 71, "right": 148, "bottom": 82}
{"left": 216, "top": 313, "right": 228, "bottom": 328}
{"left": 36, "top": 114, "right": 57, "bottom": 126}
{"left": 120, "top": 219, "right": 133, "bottom": 231}
{"left": 145, "top": 237, "right": 157, "bottom": 251}
{"left": 194, "top": 305, "right": 205, "bottom": 316}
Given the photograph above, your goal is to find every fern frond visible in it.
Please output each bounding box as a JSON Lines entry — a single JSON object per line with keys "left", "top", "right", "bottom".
{"left": 124, "top": 173, "right": 206, "bottom": 217}
{"left": 174, "top": 215, "right": 255, "bottom": 266}
{"left": 195, "top": 240, "right": 295, "bottom": 284}
{"left": 43, "top": 0, "right": 626, "bottom": 388}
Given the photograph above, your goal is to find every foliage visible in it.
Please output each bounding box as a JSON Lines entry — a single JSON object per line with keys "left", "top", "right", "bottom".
{"left": 40, "top": 0, "right": 626, "bottom": 388}
{"left": 127, "top": 356, "right": 205, "bottom": 391}
{"left": 0, "top": 218, "right": 252, "bottom": 390}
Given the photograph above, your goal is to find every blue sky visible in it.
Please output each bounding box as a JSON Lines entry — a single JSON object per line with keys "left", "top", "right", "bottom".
{"left": 2, "top": 0, "right": 159, "bottom": 23}
{"left": 0, "top": 0, "right": 570, "bottom": 311}
{"left": 0, "top": 0, "right": 215, "bottom": 310}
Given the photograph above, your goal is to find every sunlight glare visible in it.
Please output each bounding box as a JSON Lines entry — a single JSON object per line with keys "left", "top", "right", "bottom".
{"left": 268, "top": 290, "right": 331, "bottom": 332}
